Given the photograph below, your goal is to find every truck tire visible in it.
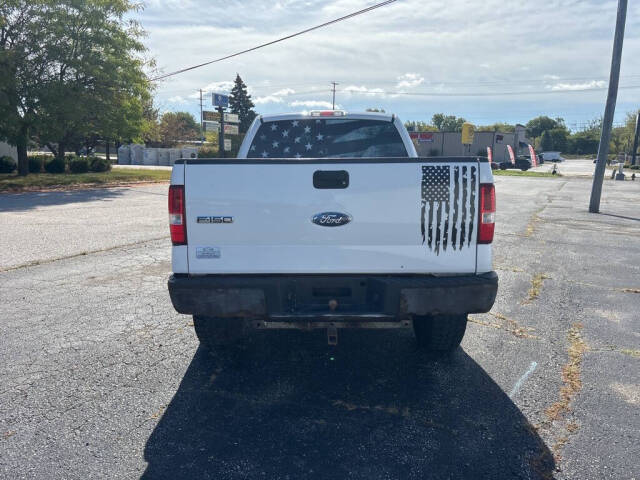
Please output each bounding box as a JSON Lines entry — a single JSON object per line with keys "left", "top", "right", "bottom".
{"left": 193, "top": 315, "right": 246, "bottom": 348}
{"left": 412, "top": 314, "right": 467, "bottom": 355}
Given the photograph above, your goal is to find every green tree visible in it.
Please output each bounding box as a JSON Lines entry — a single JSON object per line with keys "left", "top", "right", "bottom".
{"left": 404, "top": 121, "right": 438, "bottom": 132}
{"left": 229, "top": 74, "right": 257, "bottom": 133}
{"left": 477, "top": 122, "right": 515, "bottom": 132}
{"left": 431, "top": 113, "right": 466, "bottom": 132}
{"left": 158, "top": 111, "right": 200, "bottom": 147}
{"left": 540, "top": 130, "right": 553, "bottom": 151}
{"left": 0, "top": 1, "right": 51, "bottom": 174}
{"left": 0, "top": 0, "right": 151, "bottom": 172}
{"left": 525, "top": 116, "right": 563, "bottom": 139}
{"left": 36, "top": 1, "right": 150, "bottom": 160}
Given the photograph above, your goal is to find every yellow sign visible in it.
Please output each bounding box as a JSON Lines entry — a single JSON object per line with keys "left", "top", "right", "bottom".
{"left": 461, "top": 123, "right": 475, "bottom": 145}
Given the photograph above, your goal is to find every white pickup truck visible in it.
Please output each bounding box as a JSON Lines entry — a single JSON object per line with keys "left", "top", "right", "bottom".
{"left": 168, "top": 110, "right": 498, "bottom": 355}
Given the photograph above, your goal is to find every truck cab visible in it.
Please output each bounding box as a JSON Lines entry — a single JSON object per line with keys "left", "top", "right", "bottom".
{"left": 168, "top": 110, "right": 498, "bottom": 354}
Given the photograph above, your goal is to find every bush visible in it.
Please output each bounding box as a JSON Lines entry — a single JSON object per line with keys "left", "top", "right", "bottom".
{"left": 197, "top": 147, "right": 218, "bottom": 158}
{"left": 0, "top": 155, "right": 17, "bottom": 173}
{"left": 428, "top": 148, "right": 440, "bottom": 156}
{"left": 88, "top": 156, "right": 111, "bottom": 172}
{"left": 69, "top": 156, "right": 90, "bottom": 173}
{"left": 44, "top": 156, "right": 66, "bottom": 174}
{"left": 28, "top": 155, "right": 48, "bottom": 173}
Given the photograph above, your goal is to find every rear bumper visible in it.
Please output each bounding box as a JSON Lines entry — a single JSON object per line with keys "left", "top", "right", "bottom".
{"left": 168, "top": 272, "right": 498, "bottom": 319}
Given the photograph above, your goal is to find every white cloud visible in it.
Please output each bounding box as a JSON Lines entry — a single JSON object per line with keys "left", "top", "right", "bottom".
{"left": 548, "top": 80, "right": 607, "bottom": 91}
{"left": 289, "top": 100, "right": 335, "bottom": 109}
{"left": 167, "top": 95, "right": 187, "bottom": 104}
{"left": 343, "top": 85, "right": 386, "bottom": 97}
{"left": 143, "top": 0, "right": 640, "bottom": 125}
{"left": 396, "top": 73, "right": 424, "bottom": 89}
{"left": 254, "top": 88, "right": 296, "bottom": 104}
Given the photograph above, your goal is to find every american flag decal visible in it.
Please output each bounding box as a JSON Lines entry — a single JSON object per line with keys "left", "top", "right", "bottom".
{"left": 421, "top": 165, "right": 478, "bottom": 254}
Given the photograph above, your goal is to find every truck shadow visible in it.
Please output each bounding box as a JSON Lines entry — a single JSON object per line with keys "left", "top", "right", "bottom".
{"left": 142, "top": 329, "right": 554, "bottom": 479}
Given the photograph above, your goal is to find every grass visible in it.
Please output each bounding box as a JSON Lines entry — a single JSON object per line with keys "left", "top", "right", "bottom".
{"left": 524, "top": 273, "right": 550, "bottom": 303}
{"left": 493, "top": 170, "right": 560, "bottom": 177}
{"left": 0, "top": 169, "right": 171, "bottom": 192}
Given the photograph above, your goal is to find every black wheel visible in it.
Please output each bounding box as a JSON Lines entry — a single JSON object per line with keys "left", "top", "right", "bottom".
{"left": 193, "top": 315, "right": 247, "bottom": 347}
{"left": 412, "top": 314, "right": 467, "bottom": 355}
{"left": 499, "top": 164, "right": 507, "bottom": 170}
{"left": 520, "top": 167, "right": 529, "bottom": 171}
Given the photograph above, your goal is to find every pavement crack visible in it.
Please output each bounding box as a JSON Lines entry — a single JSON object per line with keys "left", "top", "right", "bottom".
{"left": 0, "top": 236, "right": 170, "bottom": 273}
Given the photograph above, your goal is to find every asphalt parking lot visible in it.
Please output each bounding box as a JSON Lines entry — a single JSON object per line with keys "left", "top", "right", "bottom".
{"left": 1, "top": 160, "right": 639, "bottom": 479}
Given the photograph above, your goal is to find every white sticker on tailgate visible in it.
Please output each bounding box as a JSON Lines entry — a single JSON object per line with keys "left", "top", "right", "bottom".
{"left": 196, "top": 247, "right": 221, "bottom": 259}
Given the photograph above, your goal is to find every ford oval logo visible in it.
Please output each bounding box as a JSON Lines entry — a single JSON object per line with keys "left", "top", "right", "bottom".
{"left": 312, "top": 212, "right": 352, "bottom": 227}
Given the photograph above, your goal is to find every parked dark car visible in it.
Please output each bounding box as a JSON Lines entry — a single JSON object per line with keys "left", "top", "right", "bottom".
{"left": 499, "top": 158, "right": 531, "bottom": 171}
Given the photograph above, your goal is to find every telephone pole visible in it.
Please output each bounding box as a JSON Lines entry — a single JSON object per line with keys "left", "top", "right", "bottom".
{"left": 589, "top": 0, "right": 628, "bottom": 213}
{"left": 199, "top": 89, "right": 204, "bottom": 143}
{"left": 331, "top": 82, "right": 339, "bottom": 110}
{"left": 631, "top": 111, "right": 640, "bottom": 166}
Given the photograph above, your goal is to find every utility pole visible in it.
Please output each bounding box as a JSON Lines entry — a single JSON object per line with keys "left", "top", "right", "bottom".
{"left": 589, "top": 0, "right": 628, "bottom": 213}
{"left": 631, "top": 111, "right": 640, "bottom": 166}
{"left": 331, "top": 82, "right": 339, "bottom": 110}
{"left": 199, "top": 89, "right": 204, "bottom": 144}
{"left": 218, "top": 105, "right": 225, "bottom": 159}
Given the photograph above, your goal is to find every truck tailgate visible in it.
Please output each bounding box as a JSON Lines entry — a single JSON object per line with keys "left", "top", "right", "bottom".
{"left": 183, "top": 160, "right": 480, "bottom": 274}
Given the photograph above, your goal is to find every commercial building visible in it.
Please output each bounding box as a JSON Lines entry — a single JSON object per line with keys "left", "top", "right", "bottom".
{"left": 410, "top": 125, "right": 531, "bottom": 162}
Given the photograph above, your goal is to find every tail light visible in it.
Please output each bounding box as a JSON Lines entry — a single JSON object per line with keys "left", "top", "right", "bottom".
{"left": 168, "top": 185, "right": 186, "bottom": 245}
{"left": 478, "top": 183, "right": 495, "bottom": 244}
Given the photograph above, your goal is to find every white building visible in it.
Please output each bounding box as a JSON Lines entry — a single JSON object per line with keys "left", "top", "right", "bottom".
{"left": 0, "top": 141, "right": 18, "bottom": 161}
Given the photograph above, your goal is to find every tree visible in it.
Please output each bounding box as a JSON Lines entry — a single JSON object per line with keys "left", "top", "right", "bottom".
{"left": 540, "top": 130, "right": 553, "bottom": 151}
{"left": 0, "top": 0, "right": 151, "bottom": 173}
{"left": 404, "top": 121, "right": 438, "bottom": 132}
{"left": 477, "top": 122, "right": 515, "bottom": 133}
{"left": 0, "top": 1, "right": 51, "bottom": 174}
{"left": 525, "top": 116, "right": 564, "bottom": 142}
{"left": 158, "top": 111, "right": 200, "bottom": 147}
{"left": 431, "top": 113, "right": 466, "bottom": 132}
{"left": 229, "top": 74, "right": 257, "bottom": 133}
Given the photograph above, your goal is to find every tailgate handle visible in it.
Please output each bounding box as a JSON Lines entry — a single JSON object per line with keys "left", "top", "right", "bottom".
{"left": 313, "top": 170, "right": 349, "bottom": 189}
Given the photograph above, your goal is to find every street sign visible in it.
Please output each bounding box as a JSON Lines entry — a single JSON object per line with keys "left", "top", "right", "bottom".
{"left": 224, "top": 113, "right": 239, "bottom": 124}
{"left": 223, "top": 124, "right": 239, "bottom": 135}
{"left": 212, "top": 93, "right": 229, "bottom": 108}
{"left": 203, "top": 121, "right": 220, "bottom": 132}
{"left": 202, "top": 111, "right": 239, "bottom": 123}
{"left": 202, "top": 110, "right": 218, "bottom": 122}
{"left": 224, "top": 138, "right": 232, "bottom": 151}
{"left": 461, "top": 123, "right": 475, "bottom": 145}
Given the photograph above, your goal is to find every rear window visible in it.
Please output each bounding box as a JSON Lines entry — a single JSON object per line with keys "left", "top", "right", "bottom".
{"left": 247, "top": 118, "right": 408, "bottom": 158}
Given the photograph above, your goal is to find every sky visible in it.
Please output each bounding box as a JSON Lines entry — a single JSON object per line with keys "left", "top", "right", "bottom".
{"left": 135, "top": 0, "right": 640, "bottom": 130}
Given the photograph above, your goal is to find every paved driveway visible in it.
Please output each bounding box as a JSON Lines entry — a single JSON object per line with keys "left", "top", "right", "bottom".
{"left": 0, "top": 176, "right": 638, "bottom": 479}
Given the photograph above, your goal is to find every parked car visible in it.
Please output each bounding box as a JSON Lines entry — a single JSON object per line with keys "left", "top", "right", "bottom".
{"left": 540, "top": 151, "right": 564, "bottom": 162}
{"left": 499, "top": 157, "right": 532, "bottom": 171}
{"left": 167, "top": 110, "right": 498, "bottom": 356}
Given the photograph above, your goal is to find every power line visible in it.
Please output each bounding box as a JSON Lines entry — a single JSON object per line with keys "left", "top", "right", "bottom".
{"left": 337, "top": 84, "right": 640, "bottom": 97}
{"left": 149, "top": 0, "right": 397, "bottom": 82}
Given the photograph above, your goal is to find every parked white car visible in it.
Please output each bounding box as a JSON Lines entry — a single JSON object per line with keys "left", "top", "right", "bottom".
{"left": 167, "top": 110, "right": 498, "bottom": 355}
{"left": 540, "top": 151, "right": 564, "bottom": 162}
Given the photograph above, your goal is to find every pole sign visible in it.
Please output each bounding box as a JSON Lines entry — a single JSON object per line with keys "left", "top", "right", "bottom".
{"left": 203, "top": 121, "right": 220, "bottom": 132}
{"left": 212, "top": 93, "right": 229, "bottom": 108}
{"left": 224, "top": 138, "right": 232, "bottom": 151}
{"left": 202, "top": 110, "right": 218, "bottom": 122}
{"left": 507, "top": 144, "right": 516, "bottom": 165}
{"left": 202, "top": 111, "right": 239, "bottom": 123}
{"left": 461, "top": 123, "right": 475, "bottom": 145}
{"left": 224, "top": 113, "right": 239, "bottom": 124}
{"left": 528, "top": 144, "right": 538, "bottom": 167}
{"left": 223, "top": 124, "right": 239, "bottom": 135}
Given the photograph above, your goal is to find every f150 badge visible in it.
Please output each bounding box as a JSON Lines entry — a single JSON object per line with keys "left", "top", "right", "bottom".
{"left": 197, "top": 216, "right": 233, "bottom": 224}
{"left": 312, "top": 212, "right": 352, "bottom": 227}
